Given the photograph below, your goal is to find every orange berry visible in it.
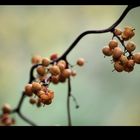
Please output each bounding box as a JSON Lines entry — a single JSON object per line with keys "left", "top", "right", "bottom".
{"left": 29, "top": 98, "right": 37, "bottom": 105}
{"left": 59, "top": 74, "right": 66, "bottom": 83}
{"left": 42, "top": 58, "right": 50, "bottom": 67}
{"left": 2, "top": 104, "right": 12, "bottom": 114}
{"left": 48, "top": 89, "right": 54, "bottom": 99}
{"left": 127, "top": 59, "right": 135, "bottom": 68}
{"left": 24, "top": 84, "right": 33, "bottom": 96}
{"left": 102, "top": 46, "right": 112, "bottom": 56}
{"left": 37, "top": 90, "right": 46, "bottom": 97}
{"left": 133, "top": 53, "right": 140, "bottom": 64}
{"left": 45, "top": 99, "right": 52, "bottom": 105}
{"left": 119, "top": 55, "right": 128, "bottom": 65}
{"left": 50, "top": 53, "right": 58, "bottom": 61}
{"left": 71, "top": 70, "right": 77, "bottom": 77}
{"left": 112, "top": 47, "right": 123, "bottom": 59}
{"left": 49, "top": 65, "right": 60, "bottom": 76}
{"left": 121, "top": 26, "right": 135, "bottom": 40}
{"left": 124, "top": 65, "right": 134, "bottom": 72}
{"left": 32, "top": 82, "right": 42, "bottom": 92}
{"left": 114, "top": 61, "right": 124, "bottom": 72}
{"left": 126, "top": 41, "right": 136, "bottom": 52}
{"left": 57, "top": 60, "right": 67, "bottom": 71}
{"left": 77, "top": 58, "right": 85, "bottom": 66}
{"left": 31, "top": 55, "right": 42, "bottom": 64}
{"left": 108, "top": 40, "right": 118, "bottom": 49}
{"left": 62, "top": 69, "right": 71, "bottom": 78}
{"left": 36, "top": 66, "right": 46, "bottom": 76}
{"left": 114, "top": 28, "right": 122, "bottom": 36}
{"left": 51, "top": 75, "right": 59, "bottom": 84}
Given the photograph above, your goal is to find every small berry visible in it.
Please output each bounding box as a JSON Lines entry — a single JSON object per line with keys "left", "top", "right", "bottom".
{"left": 112, "top": 47, "right": 123, "bottom": 59}
{"left": 50, "top": 53, "right": 58, "bottom": 61}
{"left": 62, "top": 69, "right": 71, "bottom": 78}
{"left": 133, "top": 53, "right": 140, "bottom": 64}
{"left": 29, "top": 98, "right": 37, "bottom": 105}
{"left": 126, "top": 41, "right": 136, "bottom": 52}
{"left": 37, "top": 90, "right": 46, "bottom": 97}
{"left": 77, "top": 58, "right": 85, "bottom": 66}
{"left": 48, "top": 89, "right": 54, "bottom": 99}
{"left": 31, "top": 55, "right": 42, "bottom": 64}
{"left": 114, "top": 61, "right": 124, "bottom": 72}
{"left": 32, "top": 82, "right": 42, "bottom": 92}
{"left": 127, "top": 59, "right": 135, "bottom": 68}
{"left": 71, "top": 70, "right": 77, "bottom": 77}
{"left": 51, "top": 75, "right": 59, "bottom": 84}
{"left": 114, "top": 28, "right": 122, "bottom": 36}
{"left": 59, "top": 74, "right": 66, "bottom": 83}
{"left": 24, "top": 84, "right": 33, "bottom": 96}
{"left": 119, "top": 55, "right": 128, "bottom": 65}
{"left": 36, "top": 66, "right": 46, "bottom": 76}
{"left": 102, "top": 47, "right": 112, "bottom": 56}
{"left": 2, "top": 104, "right": 12, "bottom": 114}
{"left": 49, "top": 65, "right": 60, "bottom": 76}
{"left": 108, "top": 40, "right": 118, "bottom": 49}
{"left": 42, "top": 58, "right": 50, "bottom": 67}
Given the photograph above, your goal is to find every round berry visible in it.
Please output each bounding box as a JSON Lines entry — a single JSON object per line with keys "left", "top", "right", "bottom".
{"left": 37, "top": 90, "right": 46, "bottom": 97}
{"left": 49, "top": 65, "right": 60, "bottom": 76}
{"left": 42, "top": 58, "right": 50, "bottom": 67}
{"left": 62, "top": 69, "right": 71, "bottom": 78}
{"left": 109, "top": 40, "right": 118, "bottom": 49}
{"left": 114, "top": 28, "right": 122, "bottom": 36}
{"left": 133, "top": 53, "right": 140, "bottom": 64}
{"left": 127, "top": 59, "right": 135, "bottom": 68}
{"left": 24, "top": 84, "right": 33, "bottom": 96}
{"left": 112, "top": 47, "right": 123, "bottom": 59}
{"left": 114, "top": 61, "right": 124, "bottom": 72}
{"left": 77, "top": 58, "right": 85, "bottom": 66}
{"left": 102, "top": 47, "right": 112, "bottom": 56}
{"left": 36, "top": 66, "right": 46, "bottom": 76}
{"left": 71, "top": 70, "right": 77, "bottom": 77}
{"left": 29, "top": 98, "right": 37, "bottom": 105}
{"left": 51, "top": 75, "right": 59, "bottom": 84}
{"left": 126, "top": 41, "right": 136, "bottom": 52}
{"left": 31, "top": 55, "right": 42, "bottom": 64}
{"left": 2, "top": 104, "right": 12, "bottom": 114}
{"left": 50, "top": 53, "right": 58, "bottom": 61}
{"left": 48, "top": 89, "right": 54, "bottom": 99}
{"left": 119, "top": 55, "right": 128, "bottom": 65}
{"left": 59, "top": 74, "right": 66, "bottom": 83}
{"left": 32, "top": 82, "right": 42, "bottom": 92}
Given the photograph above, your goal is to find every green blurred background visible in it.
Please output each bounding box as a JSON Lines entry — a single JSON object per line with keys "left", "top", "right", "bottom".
{"left": 0, "top": 5, "right": 140, "bottom": 126}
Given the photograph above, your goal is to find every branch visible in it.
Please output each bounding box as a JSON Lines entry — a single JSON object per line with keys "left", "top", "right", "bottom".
{"left": 1, "top": 5, "right": 139, "bottom": 126}
{"left": 58, "top": 5, "right": 139, "bottom": 59}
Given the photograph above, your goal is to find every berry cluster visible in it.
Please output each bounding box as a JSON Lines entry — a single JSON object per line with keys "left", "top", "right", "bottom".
{"left": 0, "top": 104, "right": 15, "bottom": 126}
{"left": 102, "top": 26, "right": 140, "bottom": 72}
{"left": 24, "top": 53, "right": 85, "bottom": 107}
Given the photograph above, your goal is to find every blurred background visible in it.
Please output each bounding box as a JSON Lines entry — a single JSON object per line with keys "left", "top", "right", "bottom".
{"left": 0, "top": 5, "right": 140, "bottom": 126}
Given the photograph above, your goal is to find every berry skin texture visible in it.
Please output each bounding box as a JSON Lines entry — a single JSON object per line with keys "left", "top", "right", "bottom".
{"left": 36, "top": 66, "right": 46, "bottom": 76}
{"left": 77, "top": 58, "right": 85, "bottom": 66}
{"left": 51, "top": 75, "right": 59, "bottom": 84}
{"left": 42, "top": 58, "right": 50, "bottom": 67}
{"left": 127, "top": 59, "right": 135, "bottom": 68}
{"left": 112, "top": 47, "right": 123, "bottom": 59}
{"left": 114, "top": 28, "right": 122, "bottom": 36}
{"left": 119, "top": 55, "right": 128, "bottom": 65}
{"left": 50, "top": 53, "right": 58, "bottom": 61}
{"left": 31, "top": 55, "right": 42, "bottom": 64}
{"left": 2, "top": 104, "right": 12, "bottom": 114}
{"left": 71, "top": 70, "right": 77, "bottom": 77}
{"left": 29, "top": 98, "right": 37, "bottom": 105}
{"left": 126, "top": 41, "right": 136, "bottom": 52}
{"left": 133, "top": 53, "right": 140, "bottom": 64}
{"left": 102, "top": 47, "right": 112, "bottom": 56}
{"left": 62, "top": 69, "right": 71, "bottom": 78}
{"left": 32, "top": 82, "right": 42, "bottom": 92}
{"left": 114, "top": 61, "right": 124, "bottom": 72}
{"left": 25, "top": 84, "right": 33, "bottom": 96}
{"left": 49, "top": 65, "right": 60, "bottom": 76}
{"left": 109, "top": 40, "right": 118, "bottom": 49}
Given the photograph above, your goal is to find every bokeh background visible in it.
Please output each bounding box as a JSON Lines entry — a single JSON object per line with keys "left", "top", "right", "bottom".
{"left": 0, "top": 5, "right": 140, "bottom": 126}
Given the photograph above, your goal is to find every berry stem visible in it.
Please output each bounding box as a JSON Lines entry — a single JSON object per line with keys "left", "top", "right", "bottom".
{"left": 67, "top": 76, "right": 72, "bottom": 126}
